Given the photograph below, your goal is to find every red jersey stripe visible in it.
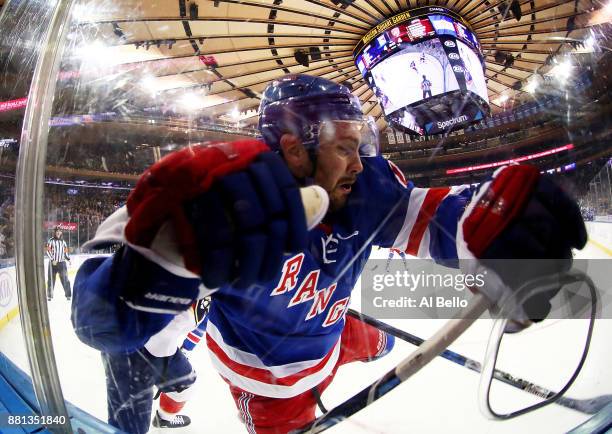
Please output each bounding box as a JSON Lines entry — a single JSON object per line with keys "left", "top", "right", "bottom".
{"left": 388, "top": 161, "right": 408, "bottom": 188}
{"left": 206, "top": 334, "right": 337, "bottom": 387}
{"left": 187, "top": 332, "right": 201, "bottom": 342}
{"left": 405, "top": 187, "right": 451, "bottom": 255}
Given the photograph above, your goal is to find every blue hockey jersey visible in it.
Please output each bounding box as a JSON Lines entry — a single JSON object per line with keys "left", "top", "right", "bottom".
{"left": 72, "top": 155, "right": 471, "bottom": 398}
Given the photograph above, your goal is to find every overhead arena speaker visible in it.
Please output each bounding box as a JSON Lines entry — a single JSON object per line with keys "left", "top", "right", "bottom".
{"left": 294, "top": 50, "right": 310, "bottom": 67}
{"left": 309, "top": 46, "right": 322, "bottom": 61}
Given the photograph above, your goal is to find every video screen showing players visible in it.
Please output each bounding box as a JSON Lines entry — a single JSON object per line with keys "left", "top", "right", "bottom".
{"left": 353, "top": 7, "right": 490, "bottom": 134}
{"left": 457, "top": 39, "right": 488, "bottom": 103}
{"left": 370, "top": 38, "right": 460, "bottom": 115}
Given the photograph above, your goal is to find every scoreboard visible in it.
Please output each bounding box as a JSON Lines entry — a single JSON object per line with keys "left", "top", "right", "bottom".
{"left": 353, "top": 7, "right": 489, "bottom": 135}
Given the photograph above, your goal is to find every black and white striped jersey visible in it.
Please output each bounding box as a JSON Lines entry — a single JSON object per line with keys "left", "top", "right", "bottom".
{"left": 46, "top": 238, "right": 69, "bottom": 262}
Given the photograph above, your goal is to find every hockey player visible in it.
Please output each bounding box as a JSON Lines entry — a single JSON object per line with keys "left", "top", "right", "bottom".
{"left": 179, "top": 299, "right": 209, "bottom": 353}
{"left": 72, "top": 74, "right": 586, "bottom": 434}
{"left": 90, "top": 295, "right": 208, "bottom": 433}
{"left": 421, "top": 75, "right": 433, "bottom": 99}
{"left": 152, "top": 297, "right": 209, "bottom": 430}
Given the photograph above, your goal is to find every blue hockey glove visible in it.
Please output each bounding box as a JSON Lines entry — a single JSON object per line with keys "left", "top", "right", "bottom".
{"left": 184, "top": 152, "right": 318, "bottom": 288}
{"left": 124, "top": 140, "right": 327, "bottom": 291}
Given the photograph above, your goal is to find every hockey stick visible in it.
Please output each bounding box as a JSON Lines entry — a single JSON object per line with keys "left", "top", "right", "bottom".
{"left": 347, "top": 308, "right": 612, "bottom": 416}
{"left": 294, "top": 179, "right": 611, "bottom": 432}
{"left": 293, "top": 292, "right": 491, "bottom": 434}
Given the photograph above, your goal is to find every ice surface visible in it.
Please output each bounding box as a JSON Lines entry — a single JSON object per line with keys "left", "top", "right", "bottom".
{"left": 0, "top": 0, "right": 611, "bottom": 432}
{"left": 1, "top": 229, "right": 611, "bottom": 433}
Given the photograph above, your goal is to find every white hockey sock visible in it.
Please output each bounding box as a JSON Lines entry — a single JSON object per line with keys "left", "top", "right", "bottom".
{"left": 158, "top": 408, "right": 180, "bottom": 421}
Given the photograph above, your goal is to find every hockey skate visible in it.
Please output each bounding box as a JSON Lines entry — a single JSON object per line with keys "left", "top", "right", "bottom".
{"left": 152, "top": 411, "right": 191, "bottom": 429}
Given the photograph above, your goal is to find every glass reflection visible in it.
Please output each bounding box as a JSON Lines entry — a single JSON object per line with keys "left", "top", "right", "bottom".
{"left": 1, "top": 0, "right": 610, "bottom": 433}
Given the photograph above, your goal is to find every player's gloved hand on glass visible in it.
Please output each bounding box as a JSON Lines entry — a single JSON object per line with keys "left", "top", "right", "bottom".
{"left": 459, "top": 165, "right": 587, "bottom": 329}
{"left": 124, "top": 140, "right": 328, "bottom": 291}
{"left": 183, "top": 151, "right": 325, "bottom": 289}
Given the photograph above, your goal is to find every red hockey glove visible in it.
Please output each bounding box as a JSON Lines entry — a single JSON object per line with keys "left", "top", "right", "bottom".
{"left": 458, "top": 165, "right": 587, "bottom": 327}
{"left": 125, "top": 140, "right": 269, "bottom": 274}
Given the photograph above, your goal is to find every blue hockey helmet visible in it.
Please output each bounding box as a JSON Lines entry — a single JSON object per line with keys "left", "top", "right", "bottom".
{"left": 258, "top": 74, "right": 378, "bottom": 156}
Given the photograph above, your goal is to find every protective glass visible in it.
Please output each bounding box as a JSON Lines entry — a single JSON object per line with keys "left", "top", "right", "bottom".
{"left": 318, "top": 117, "right": 379, "bottom": 157}
{"left": 2, "top": 0, "right": 610, "bottom": 433}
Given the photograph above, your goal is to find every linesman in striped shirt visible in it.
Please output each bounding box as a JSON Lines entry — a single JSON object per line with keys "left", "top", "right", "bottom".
{"left": 46, "top": 227, "right": 71, "bottom": 301}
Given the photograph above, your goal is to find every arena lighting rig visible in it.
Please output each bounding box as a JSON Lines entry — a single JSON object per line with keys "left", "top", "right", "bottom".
{"left": 353, "top": 6, "right": 490, "bottom": 136}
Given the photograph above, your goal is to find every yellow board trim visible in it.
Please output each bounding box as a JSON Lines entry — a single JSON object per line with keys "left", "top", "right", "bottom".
{"left": 0, "top": 306, "right": 19, "bottom": 331}
{"left": 588, "top": 238, "right": 612, "bottom": 257}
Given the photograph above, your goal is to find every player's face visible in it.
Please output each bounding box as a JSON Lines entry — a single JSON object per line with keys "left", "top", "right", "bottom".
{"left": 314, "top": 121, "right": 363, "bottom": 211}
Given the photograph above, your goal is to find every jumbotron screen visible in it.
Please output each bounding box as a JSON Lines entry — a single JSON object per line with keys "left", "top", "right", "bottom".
{"left": 354, "top": 7, "right": 489, "bottom": 135}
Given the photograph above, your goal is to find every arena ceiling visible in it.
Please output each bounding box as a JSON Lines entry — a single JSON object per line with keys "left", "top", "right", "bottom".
{"left": 54, "top": 0, "right": 612, "bottom": 131}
